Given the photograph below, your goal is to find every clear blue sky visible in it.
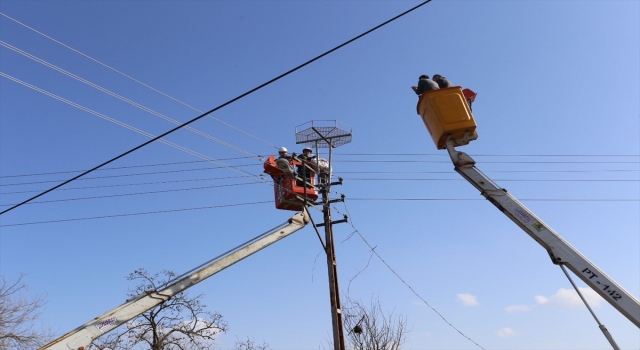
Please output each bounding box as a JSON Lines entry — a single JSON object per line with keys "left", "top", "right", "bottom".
{"left": 0, "top": 0, "right": 638, "bottom": 348}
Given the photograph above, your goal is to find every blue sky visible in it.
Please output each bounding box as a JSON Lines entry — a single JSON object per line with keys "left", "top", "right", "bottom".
{"left": 0, "top": 0, "right": 638, "bottom": 348}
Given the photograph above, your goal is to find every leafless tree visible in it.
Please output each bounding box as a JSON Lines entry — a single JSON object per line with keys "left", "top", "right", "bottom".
{"left": 232, "top": 337, "right": 271, "bottom": 350}
{"left": 0, "top": 274, "right": 53, "bottom": 349}
{"left": 342, "top": 297, "right": 408, "bottom": 350}
{"left": 89, "top": 269, "right": 227, "bottom": 350}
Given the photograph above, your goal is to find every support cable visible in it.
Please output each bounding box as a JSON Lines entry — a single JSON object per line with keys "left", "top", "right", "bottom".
{"left": 0, "top": 0, "right": 434, "bottom": 215}
{"left": 339, "top": 200, "right": 486, "bottom": 349}
{"left": 559, "top": 264, "right": 621, "bottom": 350}
{"left": 0, "top": 11, "right": 279, "bottom": 149}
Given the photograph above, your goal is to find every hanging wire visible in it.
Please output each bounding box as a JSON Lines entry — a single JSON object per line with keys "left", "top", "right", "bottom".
{"left": 0, "top": 0, "right": 435, "bottom": 215}
{"left": 0, "top": 12, "right": 279, "bottom": 150}
{"left": 338, "top": 199, "right": 486, "bottom": 349}
{"left": 0, "top": 40, "right": 263, "bottom": 160}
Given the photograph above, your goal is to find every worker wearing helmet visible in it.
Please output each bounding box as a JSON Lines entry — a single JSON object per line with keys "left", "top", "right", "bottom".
{"left": 275, "top": 146, "right": 295, "bottom": 176}
{"left": 297, "top": 147, "right": 316, "bottom": 187}
{"left": 432, "top": 74, "right": 452, "bottom": 88}
{"left": 278, "top": 147, "right": 290, "bottom": 159}
{"left": 411, "top": 74, "right": 439, "bottom": 96}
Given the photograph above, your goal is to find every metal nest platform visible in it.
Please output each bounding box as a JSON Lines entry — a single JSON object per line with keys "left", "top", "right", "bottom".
{"left": 295, "top": 120, "right": 352, "bottom": 148}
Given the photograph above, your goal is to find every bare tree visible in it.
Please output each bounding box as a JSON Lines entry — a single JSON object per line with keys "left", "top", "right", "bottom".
{"left": 232, "top": 337, "right": 271, "bottom": 350}
{"left": 90, "top": 269, "right": 227, "bottom": 350}
{"left": 342, "top": 297, "right": 408, "bottom": 350}
{"left": 0, "top": 274, "right": 53, "bottom": 349}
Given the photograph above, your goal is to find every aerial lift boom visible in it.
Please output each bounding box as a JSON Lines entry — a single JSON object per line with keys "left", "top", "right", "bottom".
{"left": 41, "top": 212, "right": 309, "bottom": 350}
{"left": 415, "top": 86, "right": 638, "bottom": 349}
{"left": 445, "top": 139, "right": 640, "bottom": 329}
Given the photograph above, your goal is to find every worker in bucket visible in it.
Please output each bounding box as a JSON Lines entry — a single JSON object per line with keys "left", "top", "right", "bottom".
{"left": 432, "top": 74, "right": 452, "bottom": 88}
{"left": 411, "top": 74, "right": 439, "bottom": 96}
{"left": 297, "top": 147, "right": 316, "bottom": 187}
{"left": 275, "top": 147, "right": 295, "bottom": 176}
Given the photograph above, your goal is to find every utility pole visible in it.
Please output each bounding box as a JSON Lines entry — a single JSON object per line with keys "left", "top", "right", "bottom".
{"left": 296, "top": 121, "right": 352, "bottom": 350}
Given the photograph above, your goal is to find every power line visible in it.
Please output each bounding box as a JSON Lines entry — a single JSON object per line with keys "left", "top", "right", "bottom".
{"left": 333, "top": 160, "right": 640, "bottom": 164}
{"left": 0, "top": 73, "right": 266, "bottom": 187}
{"left": 0, "top": 40, "right": 263, "bottom": 160}
{"left": 339, "top": 200, "right": 486, "bottom": 349}
{"left": 0, "top": 182, "right": 261, "bottom": 206}
{"left": 0, "top": 176, "right": 249, "bottom": 195}
{"left": 0, "top": 157, "right": 255, "bottom": 179}
{"left": 342, "top": 178, "right": 639, "bottom": 182}
{"left": 347, "top": 198, "right": 639, "bottom": 202}
{"left": 0, "top": 164, "right": 259, "bottom": 187}
{"left": 0, "top": 0, "right": 434, "bottom": 215}
{"left": 0, "top": 11, "right": 279, "bottom": 150}
{"left": 0, "top": 201, "right": 272, "bottom": 227}
{"left": 4, "top": 162, "right": 638, "bottom": 181}
{"left": 335, "top": 153, "right": 640, "bottom": 157}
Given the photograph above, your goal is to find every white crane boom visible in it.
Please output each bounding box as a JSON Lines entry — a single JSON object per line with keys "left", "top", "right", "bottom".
{"left": 445, "top": 139, "right": 640, "bottom": 328}
{"left": 41, "top": 212, "right": 309, "bottom": 350}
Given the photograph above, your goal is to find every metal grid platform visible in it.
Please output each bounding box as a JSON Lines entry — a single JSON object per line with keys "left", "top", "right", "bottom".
{"left": 295, "top": 120, "right": 352, "bottom": 148}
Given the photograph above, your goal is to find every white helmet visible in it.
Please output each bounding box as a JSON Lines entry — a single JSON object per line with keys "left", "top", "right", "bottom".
{"left": 278, "top": 147, "right": 288, "bottom": 153}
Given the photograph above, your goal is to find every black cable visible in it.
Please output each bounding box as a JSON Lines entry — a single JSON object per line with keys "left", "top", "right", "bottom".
{"left": 333, "top": 160, "right": 640, "bottom": 164}
{"left": 0, "top": 182, "right": 262, "bottom": 206}
{"left": 0, "top": 175, "right": 248, "bottom": 195}
{"left": 0, "top": 157, "right": 255, "bottom": 179}
{"left": 0, "top": 164, "right": 260, "bottom": 187}
{"left": 3, "top": 154, "right": 637, "bottom": 179}
{"left": 347, "top": 198, "right": 639, "bottom": 202}
{"left": 0, "top": 0, "right": 433, "bottom": 216}
{"left": 335, "top": 153, "right": 640, "bottom": 157}
{"left": 0, "top": 201, "right": 272, "bottom": 227}
{"left": 341, "top": 178, "right": 639, "bottom": 182}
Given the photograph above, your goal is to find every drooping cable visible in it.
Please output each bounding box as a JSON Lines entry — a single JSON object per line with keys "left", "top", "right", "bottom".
{"left": 0, "top": 201, "right": 272, "bottom": 227}
{"left": 0, "top": 73, "right": 272, "bottom": 210}
{"left": 0, "top": 182, "right": 261, "bottom": 207}
{"left": 0, "top": 40, "right": 263, "bottom": 160}
{"left": 0, "top": 11, "right": 279, "bottom": 149}
{"left": 0, "top": 157, "right": 254, "bottom": 179}
{"left": 0, "top": 164, "right": 259, "bottom": 187}
{"left": 339, "top": 199, "right": 486, "bottom": 349}
{"left": 0, "top": 0, "right": 434, "bottom": 215}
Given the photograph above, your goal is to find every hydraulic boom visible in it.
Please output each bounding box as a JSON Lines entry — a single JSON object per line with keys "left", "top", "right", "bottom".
{"left": 445, "top": 139, "right": 640, "bottom": 328}
{"left": 41, "top": 212, "right": 309, "bottom": 350}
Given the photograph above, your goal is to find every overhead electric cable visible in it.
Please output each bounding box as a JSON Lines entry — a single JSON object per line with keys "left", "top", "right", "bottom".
{"left": 348, "top": 198, "right": 639, "bottom": 202}
{"left": 0, "top": 201, "right": 272, "bottom": 227}
{"left": 333, "top": 160, "right": 640, "bottom": 164}
{"left": 0, "top": 11, "right": 278, "bottom": 149}
{"left": 0, "top": 182, "right": 261, "bottom": 206}
{"left": 0, "top": 157, "right": 253, "bottom": 179}
{"left": 0, "top": 73, "right": 269, "bottom": 206}
{"left": 0, "top": 164, "right": 259, "bottom": 187}
{"left": 0, "top": 176, "right": 248, "bottom": 195}
{"left": 3, "top": 167, "right": 637, "bottom": 181}
{"left": 0, "top": 0, "right": 434, "bottom": 215}
{"left": 340, "top": 200, "right": 485, "bottom": 349}
{"left": 0, "top": 40, "right": 263, "bottom": 160}
{"left": 342, "top": 178, "right": 639, "bottom": 182}
{"left": 335, "top": 153, "right": 640, "bottom": 157}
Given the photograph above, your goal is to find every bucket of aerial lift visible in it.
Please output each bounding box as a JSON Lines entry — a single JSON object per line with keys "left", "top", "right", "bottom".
{"left": 417, "top": 86, "right": 478, "bottom": 149}
{"left": 263, "top": 155, "right": 319, "bottom": 211}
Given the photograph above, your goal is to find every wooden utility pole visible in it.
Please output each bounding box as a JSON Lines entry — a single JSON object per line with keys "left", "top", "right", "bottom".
{"left": 295, "top": 121, "right": 352, "bottom": 350}
{"left": 320, "top": 172, "right": 346, "bottom": 350}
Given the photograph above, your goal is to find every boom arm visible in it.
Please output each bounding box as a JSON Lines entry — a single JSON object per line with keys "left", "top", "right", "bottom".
{"left": 445, "top": 140, "right": 640, "bottom": 328}
{"left": 42, "top": 212, "right": 309, "bottom": 350}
